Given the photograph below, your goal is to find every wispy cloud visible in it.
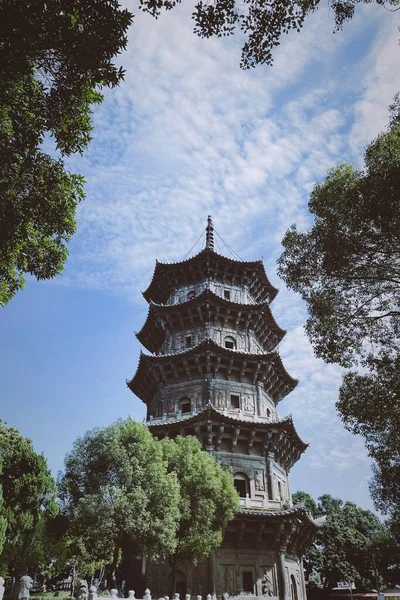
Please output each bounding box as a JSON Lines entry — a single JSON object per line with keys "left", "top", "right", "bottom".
{"left": 56, "top": 0, "right": 399, "bottom": 509}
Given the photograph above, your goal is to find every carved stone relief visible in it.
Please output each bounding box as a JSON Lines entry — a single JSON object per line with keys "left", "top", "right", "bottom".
{"left": 220, "top": 565, "right": 236, "bottom": 595}
{"left": 215, "top": 390, "right": 226, "bottom": 408}
{"left": 243, "top": 394, "right": 255, "bottom": 413}
{"left": 255, "top": 470, "right": 265, "bottom": 491}
{"left": 260, "top": 567, "right": 276, "bottom": 597}
{"left": 195, "top": 392, "right": 203, "bottom": 411}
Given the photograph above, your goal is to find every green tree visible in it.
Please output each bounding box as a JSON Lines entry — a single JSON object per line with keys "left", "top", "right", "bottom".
{"left": 0, "top": 421, "right": 57, "bottom": 577}
{"left": 161, "top": 436, "right": 239, "bottom": 596}
{"left": 0, "top": 0, "right": 132, "bottom": 306}
{"left": 139, "top": 0, "right": 398, "bottom": 68}
{"left": 58, "top": 420, "right": 180, "bottom": 582}
{"left": 277, "top": 99, "right": 400, "bottom": 516}
{"left": 0, "top": 457, "right": 7, "bottom": 556}
{"left": 293, "top": 491, "right": 398, "bottom": 590}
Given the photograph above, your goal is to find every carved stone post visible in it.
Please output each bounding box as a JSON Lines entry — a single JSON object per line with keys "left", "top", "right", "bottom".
{"left": 266, "top": 452, "right": 274, "bottom": 500}
{"left": 89, "top": 586, "right": 97, "bottom": 600}
{"left": 278, "top": 550, "right": 287, "bottom": 600}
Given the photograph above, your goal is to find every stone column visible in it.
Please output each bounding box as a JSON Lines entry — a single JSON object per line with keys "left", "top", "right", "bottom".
{"left": 300, "top": 559, "right": 307, "bottom": 600}
{"left": 266, "top": 452, "right": 274, "bottom": 500}
{"left": 278, "top": 549, "right": 288, "bottom": 600}
{"left": 256, "top": 383, "right": 263, "bottom": 417}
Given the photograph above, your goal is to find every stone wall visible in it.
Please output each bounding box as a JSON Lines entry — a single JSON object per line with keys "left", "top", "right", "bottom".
{"left": 166, "top": 282, "right": 257, "bottom": 306}
{"left": 148, "top": 380, "right": 277, "bottom": 421}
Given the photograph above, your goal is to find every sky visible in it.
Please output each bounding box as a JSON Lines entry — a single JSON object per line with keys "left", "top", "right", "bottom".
{"left": 1, "top": 0, "right": 399, "bottom": 512}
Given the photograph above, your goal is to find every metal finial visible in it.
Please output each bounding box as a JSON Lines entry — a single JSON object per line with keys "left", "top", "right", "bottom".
{"left": 206, "top": 215, "right": 214, "bottom": 250}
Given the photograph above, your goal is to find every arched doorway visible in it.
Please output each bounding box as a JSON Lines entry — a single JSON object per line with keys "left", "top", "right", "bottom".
{"left": 290, "top": 575, "right": 298, "bottom": 600}
{"left": 169, "top": 570, "right": 187, "bottom": 597}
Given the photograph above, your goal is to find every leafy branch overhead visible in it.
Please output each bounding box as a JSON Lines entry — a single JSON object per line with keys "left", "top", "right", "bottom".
{"left": 139, "top": 0, "right": 398, "bottom": 68}
{"left": 278, "top": 97, "right": 400, "bottom": 518}
{"left": 0, "top": 0, "right": 133, "bottom": 306}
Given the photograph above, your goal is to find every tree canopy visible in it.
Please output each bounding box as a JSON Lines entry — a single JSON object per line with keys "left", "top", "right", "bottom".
{"left": 278, "top": 99, "right": 400, "bottom": 517}
{"left": 58, "top": 420, "right": 181, "bottom": 580}
{"left": 58, "top": 423, "right": 238, "bottom": 591}
{"left": 161, "top": 435, "right": 239, "bottom": 595}
{"left": 293, "top": 491, "right": 400, "bottom": 590}
{"left": 139, "top": 0, "right": 398, "bottom": 68}
{"left": 0, "top": 421, "right": 57, "bottom": 577}
{"left": 0, "top": 0, "right": 132, "bottom": 306}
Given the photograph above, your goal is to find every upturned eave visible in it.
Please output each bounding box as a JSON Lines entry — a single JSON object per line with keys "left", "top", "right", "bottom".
{"left": 136, "top": 288, "right": 286, "bottom": 354}
{"left": 145, "top": 403, "right": 308, "bottom": 470}
{"left": 127, "top": 339, "right": 298, "bottom": 405}
{"left": 142, "top": 247, "right": 278, "bottom": 305}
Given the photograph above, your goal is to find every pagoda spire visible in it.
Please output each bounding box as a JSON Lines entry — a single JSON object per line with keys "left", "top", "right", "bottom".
{"left": 206, "top": 215, "right": 214, "bottom": 250}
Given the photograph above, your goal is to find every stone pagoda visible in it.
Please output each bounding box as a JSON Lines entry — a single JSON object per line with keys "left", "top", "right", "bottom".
{"left": 128, "top": 217, "right": 316, "bottom": 600}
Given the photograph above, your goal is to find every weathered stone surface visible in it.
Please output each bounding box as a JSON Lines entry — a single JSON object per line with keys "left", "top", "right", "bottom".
{"left": 18, "top": 576, "right": 33, "bottom": 600}
{"left": 130, "top": 226, "right": 315, "bottom": 599}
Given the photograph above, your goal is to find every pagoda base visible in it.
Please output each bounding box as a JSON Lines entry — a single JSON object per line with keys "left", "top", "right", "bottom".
{"left": 145, "top": 512, "right": 310, "bottom": 600}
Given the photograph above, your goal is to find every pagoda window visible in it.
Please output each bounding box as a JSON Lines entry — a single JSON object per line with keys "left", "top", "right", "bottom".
{"left": 180, "top": 398, "right": 191, "bottom": 414}
{"left": 185, "top": 335, "right": 192, "bottom": 348}
{"left": 234, "top": 473, "right": 249, "bottom": 498}
{"left": 224, "top": 289, "right": 231, "bottom": 300}
{"left": 266, "top": 408, "right": 271, "bottom": 418}
{"left": 224, "top": 336, "right": 236, "bottom": 349}
{"left": 230, "top": 394, "right": 240, "bottom": 409}
{"left": 187, "top": 290, "right": 196, "bottom": 300}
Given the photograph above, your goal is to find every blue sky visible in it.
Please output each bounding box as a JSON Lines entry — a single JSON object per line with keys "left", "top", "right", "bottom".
{"left": 1, "top": 0, "right": 399, "bottom": 511}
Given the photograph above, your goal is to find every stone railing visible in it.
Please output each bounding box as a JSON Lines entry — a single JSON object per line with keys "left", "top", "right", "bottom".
{"left": 90, "top": 587, "right": 213, "bottom": 600}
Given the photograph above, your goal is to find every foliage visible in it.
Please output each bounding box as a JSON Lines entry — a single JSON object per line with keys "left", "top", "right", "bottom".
{"left": 139, "top": 0, "right": 398, "bottom": 68}
{"left": 0, "top": 0, "right": 132, "bottom": 305}
{"left": 337, "top": 356, "right": 400, "bottom": 517}
{"left": 161, "top": 435, "right": 239, "bottom": 595}
{"left": 58, "top": 420, "right": 181, "bottom": 579}
{"left": 278, "top": 100, "right": 400, "bottom": 517}
{"left": 293, "top": 491, "right": 399, "bottom": 589}
{"left": 0, "top": 458, "right": 6, "bottom": 556}
{"left": 0, "top": 421, "right": 57, "bottom": 577}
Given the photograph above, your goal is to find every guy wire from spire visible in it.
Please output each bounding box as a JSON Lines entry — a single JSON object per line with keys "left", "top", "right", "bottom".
{"left": 180, "top": 227, "right": 207, "bottom": 261}
{"left": 214, "top": 228, "right": 243, "bottom": 261}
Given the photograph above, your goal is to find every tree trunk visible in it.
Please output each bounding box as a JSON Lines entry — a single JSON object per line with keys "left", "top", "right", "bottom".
{"left": 169, "top": 555, "right": 179, "bottom": 598}
{"left": 108, "top": 542, "right": 120, "bottom": 589}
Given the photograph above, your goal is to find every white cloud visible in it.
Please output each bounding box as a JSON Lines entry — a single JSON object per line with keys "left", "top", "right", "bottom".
{"left": 57, "top": 0, "right": 399, "bottom": 509}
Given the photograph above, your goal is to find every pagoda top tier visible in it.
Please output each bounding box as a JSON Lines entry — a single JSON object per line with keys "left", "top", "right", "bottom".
{"left": 143, "top": 247, "right": 278, "bottom": 305}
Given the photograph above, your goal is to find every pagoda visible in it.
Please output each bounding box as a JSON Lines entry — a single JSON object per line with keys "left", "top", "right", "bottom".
{"left": 128, "top": 217, "right": 316, "bottom": 600}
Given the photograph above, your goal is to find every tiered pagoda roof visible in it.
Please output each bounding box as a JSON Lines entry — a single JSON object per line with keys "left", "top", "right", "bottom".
{"left": 146, "top": 404, "right": 308, "bottom": 470}
{"left": 232, "top": 505, "right": 317, "bottom": 554}
{"left": 143, "top": 247, "right": 278, "bottom": 305}
{"left": 136, "top": 288, "right": 286, "bottom": 354}
{"left": 128, "top": 339, "right": 298, "bottom": 405}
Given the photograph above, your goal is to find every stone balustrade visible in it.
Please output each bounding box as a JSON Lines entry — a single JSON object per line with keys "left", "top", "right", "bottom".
{"left": 88, "top": 587, "right": 213, "bottom": 600}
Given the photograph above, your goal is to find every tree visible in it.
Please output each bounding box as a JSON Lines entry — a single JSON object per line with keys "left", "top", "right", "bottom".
{"left": 0, "top": 458, "right": 7, "bottom": 557}
{"left": 160, "top": 436, "right": 239, "bottom": 596}
{"left": 293, "top": 491, "right": 399, "bottom": 590}
{"left": 0, "top": 421, "right": 57, "bottom": 577}
{"left": 337, "top": 356, "right": 400, "bottom": 517}
{"left": 278, "top": 98, "right": 400, "bottom": 516}
{"left": 139, "top": 0, "right": 398, "bottom": 68}
{"left": 0, "top": 0, "right": 132, "bottom": 306}
{"left": 58, "top": 420, "right": 180, "bottom": 582}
